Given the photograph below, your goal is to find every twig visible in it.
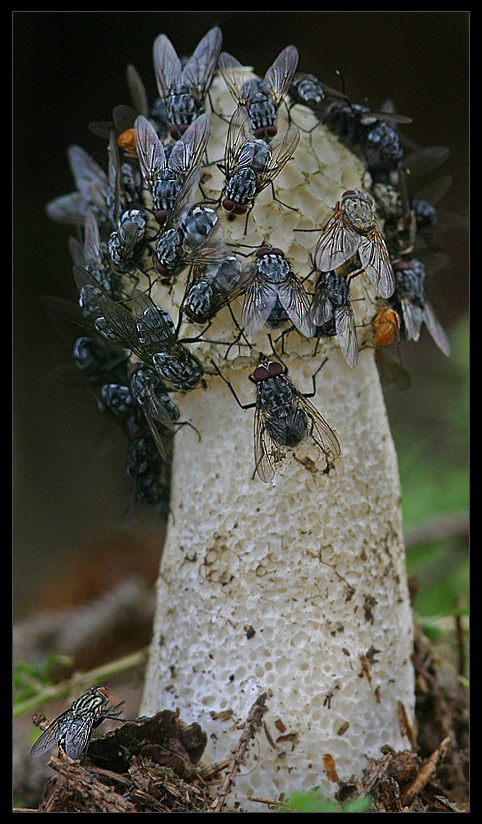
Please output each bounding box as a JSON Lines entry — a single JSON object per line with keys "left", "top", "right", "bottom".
{"left": 210, "top": 692, "right": 269, "bottom": 812}
{"left": 14, "top": 648, "right": 147, "bottom": 719}
{"left": 400, "top": 737, "right": 451, "bottom": 807}
{"left": 403, "top": 511, "right": 469, "bottom": 548}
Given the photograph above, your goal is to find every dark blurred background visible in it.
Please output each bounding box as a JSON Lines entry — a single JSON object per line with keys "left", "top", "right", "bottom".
{"left": 13, "top": 12, "right": 469, "bottom": 620}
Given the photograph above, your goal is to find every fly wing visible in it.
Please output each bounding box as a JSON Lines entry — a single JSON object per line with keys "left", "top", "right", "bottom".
{"left": 263, "top": 45, "right": 299, "bottom": 107}
{"left": 62, "top": 714, "right": 96, "bottom": 759}
{"left": 67, "top": 145, "right": 109, "bottom": 202}
{"left": 334, "top": 304, "right": 358, "bottom": 368}
{"left": 223, "top": 105, "right": 255, "bottom": 177}
{"left": 423, "top": 300, "right": 451, "bottom": 356}
{"left": 126, "top": 63, "right": 150, "bottom": 117}
{"left": 99, "top": 295, "right": 145, "bottom": 360}
{"left": 400, "top": 296, "right": 424, "bottom": 342}
{"left": 181, "top": 27, "right": 222, "bottom": 101}
{"left": 218, "top": 52, "right": 254, "bottom": 107}
{"left": 46, "top": 192, "right": 89, "bottom": 226}
{"left": 253, "top": 403, "right": 283, "bottom": 483}
{"left": 162, "top": 165, "right": 202, "bottom": 231}
{"left": 134, "top": 114, "right": 166, "bottom": 192}
{"left": 168, "top": 113, "right": 210, "bottom": 177}
{"left": 256, "top": 126, "right": 300, "bottom": 191}
{"left": 314, "top": 211, "right": 361, "bottom": 272}
{"left": 242, "top": 267, "right": 278, "bottom": 336}
{"left": 294, "top": 392, "right": 342, "bottom": 462}
{"left": 83, "top": 210, "right": 105, "bottom": 271}
{"left": 277, "top": 273, "right": 315, "bottom": 337}
{"left": 310, "top": 280, "right": 333, "bottom": 326}
{"left": 357, "top": 228, "right": 395, "bottom": 299}
{"left": 30, "top": 711, "right": 71, "bottom": 758}
{"left": 153, "top": 33, "right": 182, "bottom": 102}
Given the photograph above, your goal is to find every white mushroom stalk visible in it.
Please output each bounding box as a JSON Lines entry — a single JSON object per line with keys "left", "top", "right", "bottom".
{"left": 138, "top": 70, "right": 416, "bottom": 807}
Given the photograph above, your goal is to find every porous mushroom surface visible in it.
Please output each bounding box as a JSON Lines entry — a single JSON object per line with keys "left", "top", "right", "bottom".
{"left": 140, "top": 72, "right": 415, "bottom": 809}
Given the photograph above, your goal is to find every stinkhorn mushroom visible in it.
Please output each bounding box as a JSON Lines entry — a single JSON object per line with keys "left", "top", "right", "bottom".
{"left": 138, "top": 64, "right": 415, "bottom": 807}
{"left": 46, "top": 28, "right": 418, "bottom": 811}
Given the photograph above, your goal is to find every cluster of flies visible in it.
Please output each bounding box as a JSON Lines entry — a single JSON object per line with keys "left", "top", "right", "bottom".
{"left": 44, "top": 24, "right": 454, "bottom": 506}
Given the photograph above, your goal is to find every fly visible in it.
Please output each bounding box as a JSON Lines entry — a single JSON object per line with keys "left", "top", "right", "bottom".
{"left": 99, "top": 289, "right": 204, "bottom": 391}
{"left": 213, "top": 352, "right": 341, "bottom": 483}
{"left": 390, "top": 257, "right": 450, "bottom": 355}
{"left": 30, "top": 687, "right": 124, "bottom": 760}
{"left": 153, "top": 26, "right": 222, "bottom": 139}
{"left": 134, "top": 112, "right": 210, "bottom": 225}
{"left": 241, "top": 245, "right": 314, "bottom": 338}
{"left": 310, "top": 270, "right": 359, "bottom": 368}
{"left": 313, "top": 189, "right": 395, "bottom": 299}
{"left": 183, "top": 254, "right": 251, "bottom": 325}
{"left": 218, "top": 105, "right": 299, "bottom": 223}
{"left": 218, "top": 45, "right": 299, "bottom": 139}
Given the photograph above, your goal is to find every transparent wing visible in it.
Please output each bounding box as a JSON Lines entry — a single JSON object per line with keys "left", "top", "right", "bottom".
{"left": 357, "top": 228, "right": 395, "bottom": 299}
{"left": 134, "top": 114, "right": 166, "bottom": 192}
{"left": 294, "top": 392, "right": 342, "bottom": 462}
{"left": 126, "top": 63, "right": 150, "bottom": 117}
{"left": 277, "top": 273, "right": 315, "bottom": 337}
{"left": 99, "top": 295, "right": 145, "bottom": 359}
{"left": 223, "top": 106, "right": 255, "bottom": 177}
{"left": 153, "top": 33, "right": 182, "bottom": 101}
{"left": 63, "top": 714, "right": 96, "bottom": 759}
{"left": 30, "top": 712, "right": 71, "bottom": 758}
{"left": 67, "top": 145, "right": 108, "bottom": 201}
{"left": 310, "top": 281, "right": 333, "bottom": 326}
{"left": 423, "top": 301, "right": 450, "bottom": 356}
{"left": 314, "top": 211, "right": 361, "bottom": 272}
{"left": 168, "top": 113, "right": 210, "bottom": 177}
{"left": 253, "top": 403, "right": 283, "bottom": 483}
{"left": 242, "top": 269, "right": 278, "bottom": 335}
{"left": 400, "top": 296, "right": 424, "bottom": 342}
{"left": 181, "top": 26, "right": 222, "bottom": 100}
{"left": 83, "top": 210, "right": 105, "bottom": 270}
{"left": 263, "top": 45, "right": 299, "bottom": 107}
{"left": 218, "top": 52, "right": 254, "bottom": 107}
{"left": 256, "top": 126, "right": 300, "bottom": 191}
{"left": 46, "top": 192, "right": 89, "bottom": 226}
{"left": 130, "top": 288, "right": 176, "bottom": 354}
{"left": 165, "top": 165, "right": 202, "bottom": 229}
{"left": 334, "top": 304, "right": 358, "bottom": 368}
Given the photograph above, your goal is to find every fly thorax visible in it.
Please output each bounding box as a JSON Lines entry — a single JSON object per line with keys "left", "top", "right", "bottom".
{"left": 101, "top": 383, "right": 133, "bottom": 417}
{"left": 318, "top": 271, "right": 350, "bottom": 307}
{"left": 341, "top": 193, "right": 374, "bottom": 230}
{"left": 155, "top": 228, "right": 183, "bottom": 269}
{"left": 185, "top": 281, "right": 215, "bottom": 320}
{"left": 120, "top": 208, "right": 147, "bottom": 236}
{"left": 257, "top": 253, "right": 290, "bottom": 283}
{"left": 394, "top": 260, "right": 426, "bottom": 305}
{"left": 181, "top": 205, "right": 218, "bottom": 239}
{"left": 259, "top": 376, "right": 295, "bottom": 417}
{"left": 248, "top": 97, "right": 277, "bottom": 132}
{"left": 168, "top": 86, "right": 199, "bottom": 126}
{"left": 152, "top": 172, "right": 181, "bottom": 212}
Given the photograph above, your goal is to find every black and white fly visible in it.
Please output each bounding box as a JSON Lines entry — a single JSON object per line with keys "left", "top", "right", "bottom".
{"left": 30, "top": 687, "right": 124, "bottom": 760}
{"left": 214, "top": 353, "right": 341, "bottom": 483}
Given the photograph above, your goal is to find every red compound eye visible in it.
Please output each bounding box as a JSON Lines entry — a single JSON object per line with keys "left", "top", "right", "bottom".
{"left": 268, "top": 362, "right": 284, "bottom": 377}
{"left": 256, "top": 246, "right": 271, "bottom": 257}
{"left": 155, "top": 209, "right": 167, "bottom": 225}
{"left": 252, "top": 366, "right": 270, "bottom": 382}
{"left": 152, "top": 253, "right": 169, "bottom": 278}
